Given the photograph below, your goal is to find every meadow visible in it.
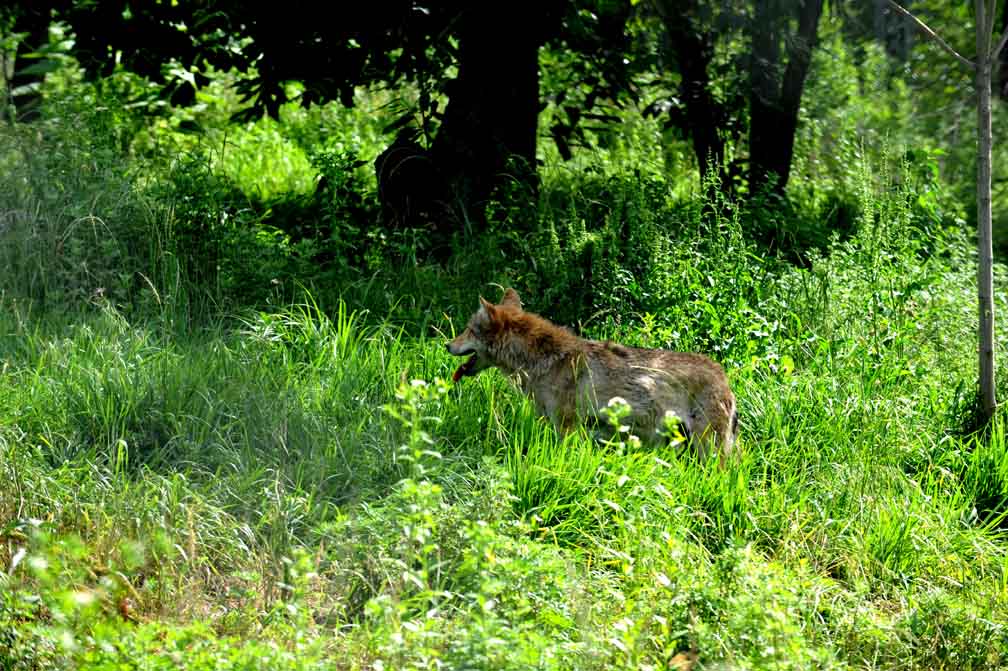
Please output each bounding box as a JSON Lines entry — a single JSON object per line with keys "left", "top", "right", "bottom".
{"left": 2, "top": 53, "right": 1008, "bottom": 670}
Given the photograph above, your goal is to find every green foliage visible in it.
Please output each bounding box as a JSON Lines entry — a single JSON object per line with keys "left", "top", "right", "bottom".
{"left": 0, "top": 83, "right": 158, "bottom": 307}
{"left": 329, "top": 466, "right": 590, "bottom": 669}
{"left": 495, "top": 166, "right": 764, "bottom": 370}
{"left": 959, "top": 420, "right": 1008, "bottom": 529}
{"left": 306, "top": 149, "right": 382, "bottom": 267}
{"left": 4, "top": 21, "right": 1008, "bottom": 669}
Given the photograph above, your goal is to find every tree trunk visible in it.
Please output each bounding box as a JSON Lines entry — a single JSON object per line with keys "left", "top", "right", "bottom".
{"left": 749, "top": 0, "right": 824, "bottom": 196}
{"left": 428, "top": 3, "right": 551, "bottom": 233}
{"left": 749, "top": 0, "right": 782, "bottom": 195}
{"left": 374, "top": 3, "right": 554, "bottom": 255}
{"left": 976, "top": 0, "right": 997, "bottom": 420}
{"left": 652, "top": 0, "right": 729, "bottom": 193}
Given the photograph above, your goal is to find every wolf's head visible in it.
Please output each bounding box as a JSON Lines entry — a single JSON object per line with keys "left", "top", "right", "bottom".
{"left": 446, "top": 288, "right": 523, "bottom": 381}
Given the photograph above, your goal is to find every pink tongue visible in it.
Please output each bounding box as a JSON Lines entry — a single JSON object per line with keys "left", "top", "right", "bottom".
{"left": 453, "top": 365, "right": 466, "bottom": 382}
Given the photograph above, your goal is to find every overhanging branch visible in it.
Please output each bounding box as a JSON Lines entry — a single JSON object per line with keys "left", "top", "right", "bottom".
{"left": 885, "top": 0, "right": 976, "bottom": 70}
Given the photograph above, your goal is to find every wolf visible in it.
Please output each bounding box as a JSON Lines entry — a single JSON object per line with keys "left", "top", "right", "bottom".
{"left": 446, "top": 288, "right": 738, "bottom": 463}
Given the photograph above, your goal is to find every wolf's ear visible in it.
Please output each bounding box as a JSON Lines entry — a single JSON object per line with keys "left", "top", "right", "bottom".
{"left": 500, "top": 288, "right": 522, "bottom": 310}
{"left": 479, "top": 296, "right": 496, "bottom": 318}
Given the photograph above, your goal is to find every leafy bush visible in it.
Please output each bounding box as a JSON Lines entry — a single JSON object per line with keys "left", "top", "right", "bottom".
{"left": 0, "top": 86, "right": 159, "bottom": 307}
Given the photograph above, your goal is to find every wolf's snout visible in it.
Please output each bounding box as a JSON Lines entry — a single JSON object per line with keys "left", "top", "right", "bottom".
{"left": 447, "top": 342, "right": 473, "bottom": 356}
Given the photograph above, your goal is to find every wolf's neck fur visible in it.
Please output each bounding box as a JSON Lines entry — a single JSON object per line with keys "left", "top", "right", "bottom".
{"left": 488, "top": 311, "right": 580, "bottom": 380}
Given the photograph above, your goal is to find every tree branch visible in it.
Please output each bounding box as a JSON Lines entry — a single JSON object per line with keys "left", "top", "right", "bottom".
{"left": 884, "top": 0, "right": 975, "bottom": 70}
{"left": 995, "top": 29, "right": 1008, "bottom": 59}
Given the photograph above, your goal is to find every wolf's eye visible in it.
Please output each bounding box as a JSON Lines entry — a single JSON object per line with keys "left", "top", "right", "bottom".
{"left": 469, "top": 324, "right": 480, "bottom": 336}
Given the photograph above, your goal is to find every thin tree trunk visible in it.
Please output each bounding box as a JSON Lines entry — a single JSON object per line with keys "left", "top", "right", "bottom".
{"left": 977, "top": 0, "right": 997, "bottom": 419}
{"left": 886, "top": 0, "right": 998, "bottom": 422}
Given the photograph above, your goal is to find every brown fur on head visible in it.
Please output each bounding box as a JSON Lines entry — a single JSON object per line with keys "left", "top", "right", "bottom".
{"left": 447, "top": 287, "right": 524, "bottom": 381}
{"left": 447, "top": 287, "right": 579, "bottom": 382}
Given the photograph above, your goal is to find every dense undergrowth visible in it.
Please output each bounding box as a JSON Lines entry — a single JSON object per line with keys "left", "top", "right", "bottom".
{"left": 3, "top": 50, "right": 1008, "bottom": 671}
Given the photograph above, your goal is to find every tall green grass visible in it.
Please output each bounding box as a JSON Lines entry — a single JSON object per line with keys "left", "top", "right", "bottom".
{"left": 3, "top": 234, "right": 1008, "bottom": 669}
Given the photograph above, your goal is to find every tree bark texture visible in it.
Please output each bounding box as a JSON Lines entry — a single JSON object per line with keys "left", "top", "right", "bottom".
{"left": 749, "top": 0, "right": 824, "bottom": 196}
{"left": 977, "top": 0, "right": 997, "bottom": 419}
{"left": 652, "top": 0, "right": 728, "bottom": 191}
{"left": 430, "top": 4, "right": 544, "bottom": 228}
{"left": 375, "top": 2, "right": 558, "bottom": 247}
